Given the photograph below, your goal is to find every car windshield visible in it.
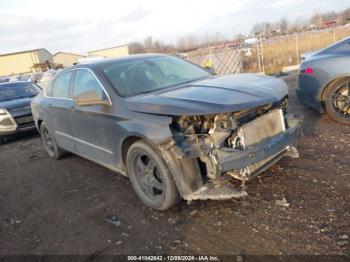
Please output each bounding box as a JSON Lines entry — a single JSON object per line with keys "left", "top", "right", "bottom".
{"left": 0, "top": 82, "right": 39, "bottom": 102}
{"left": 101, "top": 56, "right": 211, "bottom": 96}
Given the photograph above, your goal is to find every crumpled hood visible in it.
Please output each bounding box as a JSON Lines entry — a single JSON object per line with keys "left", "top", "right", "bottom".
{"left": 0, "top": 97, "right": 32, "bottom": 111}
{"left": 125, "top": 74, "right": 288, "bottom": 116}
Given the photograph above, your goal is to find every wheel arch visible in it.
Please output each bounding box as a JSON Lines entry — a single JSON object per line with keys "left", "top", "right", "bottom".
{"left": 120, "top": 133, "right": 162, "bottom": 169}
{"left": 320, "top": 75, "right": 350, "bottom": 106}
{"left": 37, "top": 119, "right": 43, "bottom": 134}
{"left": 121, "top": 135, "right": 142, "bottom": 167}
{"left": 120, "top": 134, "right": 204, "bottom": 198}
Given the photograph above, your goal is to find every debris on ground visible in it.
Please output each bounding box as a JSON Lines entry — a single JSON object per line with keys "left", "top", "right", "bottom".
{"left": 189, "top": 210, "right": 198, "bottom": 216}
{"left": 105, "top": 216, "right": 121, "bottom": 226}
{"left": 275, "top": 197, "right": 290, "bottom": 207}
{"left": 339, "top": 234, "right": 349, "bottom": 240}
{"left": 336, "top": 241, "right": 348, "bottom": 246}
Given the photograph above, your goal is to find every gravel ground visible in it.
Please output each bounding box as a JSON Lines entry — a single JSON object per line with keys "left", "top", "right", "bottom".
{"left": 0, "top": 73, "right": 349, "bottom": 256}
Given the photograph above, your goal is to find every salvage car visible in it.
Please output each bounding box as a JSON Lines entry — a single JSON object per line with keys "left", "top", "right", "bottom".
{"left": 31, "top": 54, "right": 300, "bottom": 210}
{"left": 297, "top": 36, "right": 350, "bottom": 124}
{"left": 0, "top": 81, "right": 40, "bottom": 144}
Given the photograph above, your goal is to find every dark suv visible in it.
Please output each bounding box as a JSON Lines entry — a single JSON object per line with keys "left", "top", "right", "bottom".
{"left": 31, "top": 54, "right": 300, "bottom": 210}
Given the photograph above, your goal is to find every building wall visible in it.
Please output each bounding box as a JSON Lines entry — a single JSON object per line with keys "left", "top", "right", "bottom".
{"left": 88, "top": 45, "right": 129, "bottom": 58}
{"left": 0, "top": 52, "right": 37, "bottom": 76}
{"left": 53, "top": 53, "right": 86, "bottom": 68}
{"left": 0, "top": 49, "right": 53, "bottom": 76}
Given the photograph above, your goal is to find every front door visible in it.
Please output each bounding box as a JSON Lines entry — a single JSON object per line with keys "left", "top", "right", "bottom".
{"left": 69, "top": 69, "right": 116, "bottom": 167}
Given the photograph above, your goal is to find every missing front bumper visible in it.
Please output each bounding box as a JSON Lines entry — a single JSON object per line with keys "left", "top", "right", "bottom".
{"left": 183, "top": 124, "right": 300, "bottom": 201}
{"left": 216, "top": 124, "right": 301, "bottom": 174}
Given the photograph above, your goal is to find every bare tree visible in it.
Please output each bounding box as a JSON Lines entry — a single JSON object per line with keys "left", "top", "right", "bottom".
{"left": 143, "top": 36, "right": 153, "bottom": 52}
{"left": 341, "top": 8, "right": 350, "bottom": 21}
{"left": 310, "top": 13, "right": 322, "bottom": 28}
{"left": 278, "top": 18, "right": 289, "bottom": 33}
{"left": 128, "top": 42, "right": 145, "bottom": 54}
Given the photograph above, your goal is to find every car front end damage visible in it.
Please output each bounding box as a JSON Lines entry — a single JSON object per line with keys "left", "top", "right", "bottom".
{"left": 159, "top": 97, "right": 300, "bottom": 201}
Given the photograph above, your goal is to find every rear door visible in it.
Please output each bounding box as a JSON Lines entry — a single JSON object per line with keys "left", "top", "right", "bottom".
{"left": 70, "top": 68, "right": 115, "bottom": 166}
{"left": 45, "top": 71, "right": 75, "bottom": 152}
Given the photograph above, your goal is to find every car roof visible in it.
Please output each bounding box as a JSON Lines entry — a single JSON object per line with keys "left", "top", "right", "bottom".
{"left": 53, "top": 53, "right": 171, "bottom": 78}
{"left": 72, "top": 53, "right": 168, "bottom": 69}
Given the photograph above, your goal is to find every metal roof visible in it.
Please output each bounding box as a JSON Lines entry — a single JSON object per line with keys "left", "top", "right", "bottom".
{"left": 0, "top": 48, "right": 52, "bottom": 57}
{"left": 53, "top": 51, "right": 86, "bottom": 57}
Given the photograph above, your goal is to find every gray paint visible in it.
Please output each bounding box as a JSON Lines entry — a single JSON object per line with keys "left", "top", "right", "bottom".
{"left": 31, "top": 54, "right": 295, "bottom": 197}
{"left": 125, "top": 74, "right": 288, "bottom": 116}
{"left": 297, "top": 36, "right": 350, "bottom": 112}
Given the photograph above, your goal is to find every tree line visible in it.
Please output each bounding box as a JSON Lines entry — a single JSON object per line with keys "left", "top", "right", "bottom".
{"left": 128, "top": 7, "right": 350, "bottom": 54}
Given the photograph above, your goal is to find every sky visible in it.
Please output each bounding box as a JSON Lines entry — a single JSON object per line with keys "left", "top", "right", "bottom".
{"left": 0, "top": 0, "right": 349, "bottom": 55}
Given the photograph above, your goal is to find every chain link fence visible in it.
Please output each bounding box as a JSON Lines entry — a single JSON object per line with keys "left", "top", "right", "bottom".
{"left": 188, "top": 48, "right": 243, "bottom": 75}
{"left": 187, "top": 26, "right": 350, "bottom": 75}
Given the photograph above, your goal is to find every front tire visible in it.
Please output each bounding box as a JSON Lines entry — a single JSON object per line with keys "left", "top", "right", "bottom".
{"left": 40, "top": 123, "right": 65, "bottom": 159}
{"left": 126, "top": 140, "right": 180, "bottom": 210}
{"left": 324, "top": 78, "right": 350, "bottom": 125}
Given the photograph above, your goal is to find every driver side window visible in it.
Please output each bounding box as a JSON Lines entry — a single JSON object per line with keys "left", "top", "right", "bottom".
{"left": 73, "top": 69, "right": 107, "bottom": 100}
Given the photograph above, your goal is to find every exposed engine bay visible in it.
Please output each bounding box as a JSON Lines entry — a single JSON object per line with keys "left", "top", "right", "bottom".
{"left": 165, "top": 98, "right": 300, "bottom": 200}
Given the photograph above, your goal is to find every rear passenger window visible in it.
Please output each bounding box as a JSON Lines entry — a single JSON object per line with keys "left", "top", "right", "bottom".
{"left": 73, "top": 69, "right": 106, "bottom": 100}
{"left": 52, "top": 71, "right": 73, "bottom": 98}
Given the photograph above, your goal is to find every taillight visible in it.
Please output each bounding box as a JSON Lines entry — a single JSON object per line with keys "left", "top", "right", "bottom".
{"left": 302, "top": 67, "right": 314, "bottom": 74}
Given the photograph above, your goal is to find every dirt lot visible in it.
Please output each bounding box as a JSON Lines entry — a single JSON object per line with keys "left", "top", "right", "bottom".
{"left": 0, "top": 73, "right": 349, "bottom": 256}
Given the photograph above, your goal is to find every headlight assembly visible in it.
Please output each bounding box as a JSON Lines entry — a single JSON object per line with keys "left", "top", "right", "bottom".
{"left": 0, "top": 109, "right": 17, "bottom": 134}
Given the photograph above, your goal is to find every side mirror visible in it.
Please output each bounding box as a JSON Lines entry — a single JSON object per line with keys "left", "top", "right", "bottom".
{"left": 74, "top": 91, "right": 110, "bottom": 107}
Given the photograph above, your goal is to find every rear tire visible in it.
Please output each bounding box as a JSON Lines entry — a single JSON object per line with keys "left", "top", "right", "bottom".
{"left": 40, "top": 122, "right": 66, "bottom": 159}
{"left": 126, "top": 140, "right": 180, "bottom": 210}
{"left": 324, "top": 78, "right": 350, "bottom": 125}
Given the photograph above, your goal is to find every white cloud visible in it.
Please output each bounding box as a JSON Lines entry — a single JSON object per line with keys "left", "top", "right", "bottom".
{"left": 0, "top": 0, "right": 349, "bottom": 54}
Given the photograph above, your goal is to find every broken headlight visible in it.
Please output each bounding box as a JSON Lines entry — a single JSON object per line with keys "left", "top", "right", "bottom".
{"left": 0, "top": 109, "right": 17, "bottom": 133}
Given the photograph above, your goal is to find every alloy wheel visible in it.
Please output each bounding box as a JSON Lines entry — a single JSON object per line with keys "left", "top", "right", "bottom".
{"left": 332, "top": 80, "right": 350, "bottom": 119}
{"left": 133, "top": 153, "right": 164, "bottom": 200}
{"left": 42, "top": 127, "right": 55, "bottom": 157}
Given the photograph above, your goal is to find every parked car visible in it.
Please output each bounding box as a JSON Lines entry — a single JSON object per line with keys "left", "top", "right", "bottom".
{"left": 0, "top": 82, "right": 41, "bottom": 143}
{"left": 31, "top": 54, "right": 300, "bottom": 210}
{"left": 297, "top": 36, "right": 350, "bottom": 124}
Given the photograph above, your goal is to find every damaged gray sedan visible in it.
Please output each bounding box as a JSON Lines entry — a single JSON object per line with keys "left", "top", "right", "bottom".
{"left": 31, "top": 54, "right": 300, "bottom": 210}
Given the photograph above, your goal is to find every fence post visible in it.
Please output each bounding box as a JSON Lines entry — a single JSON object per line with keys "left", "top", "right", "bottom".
{"left": 333, "top": 31, "right": 336, "bottom": 43}
{"left": 260, "top": 33, "right": 265, "bottom": 74}
{"left": 295, "top": 33, "right": 299, "bottom": 64}
{"left": 256, "top": 42, "right": 261, "bottom": 73}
